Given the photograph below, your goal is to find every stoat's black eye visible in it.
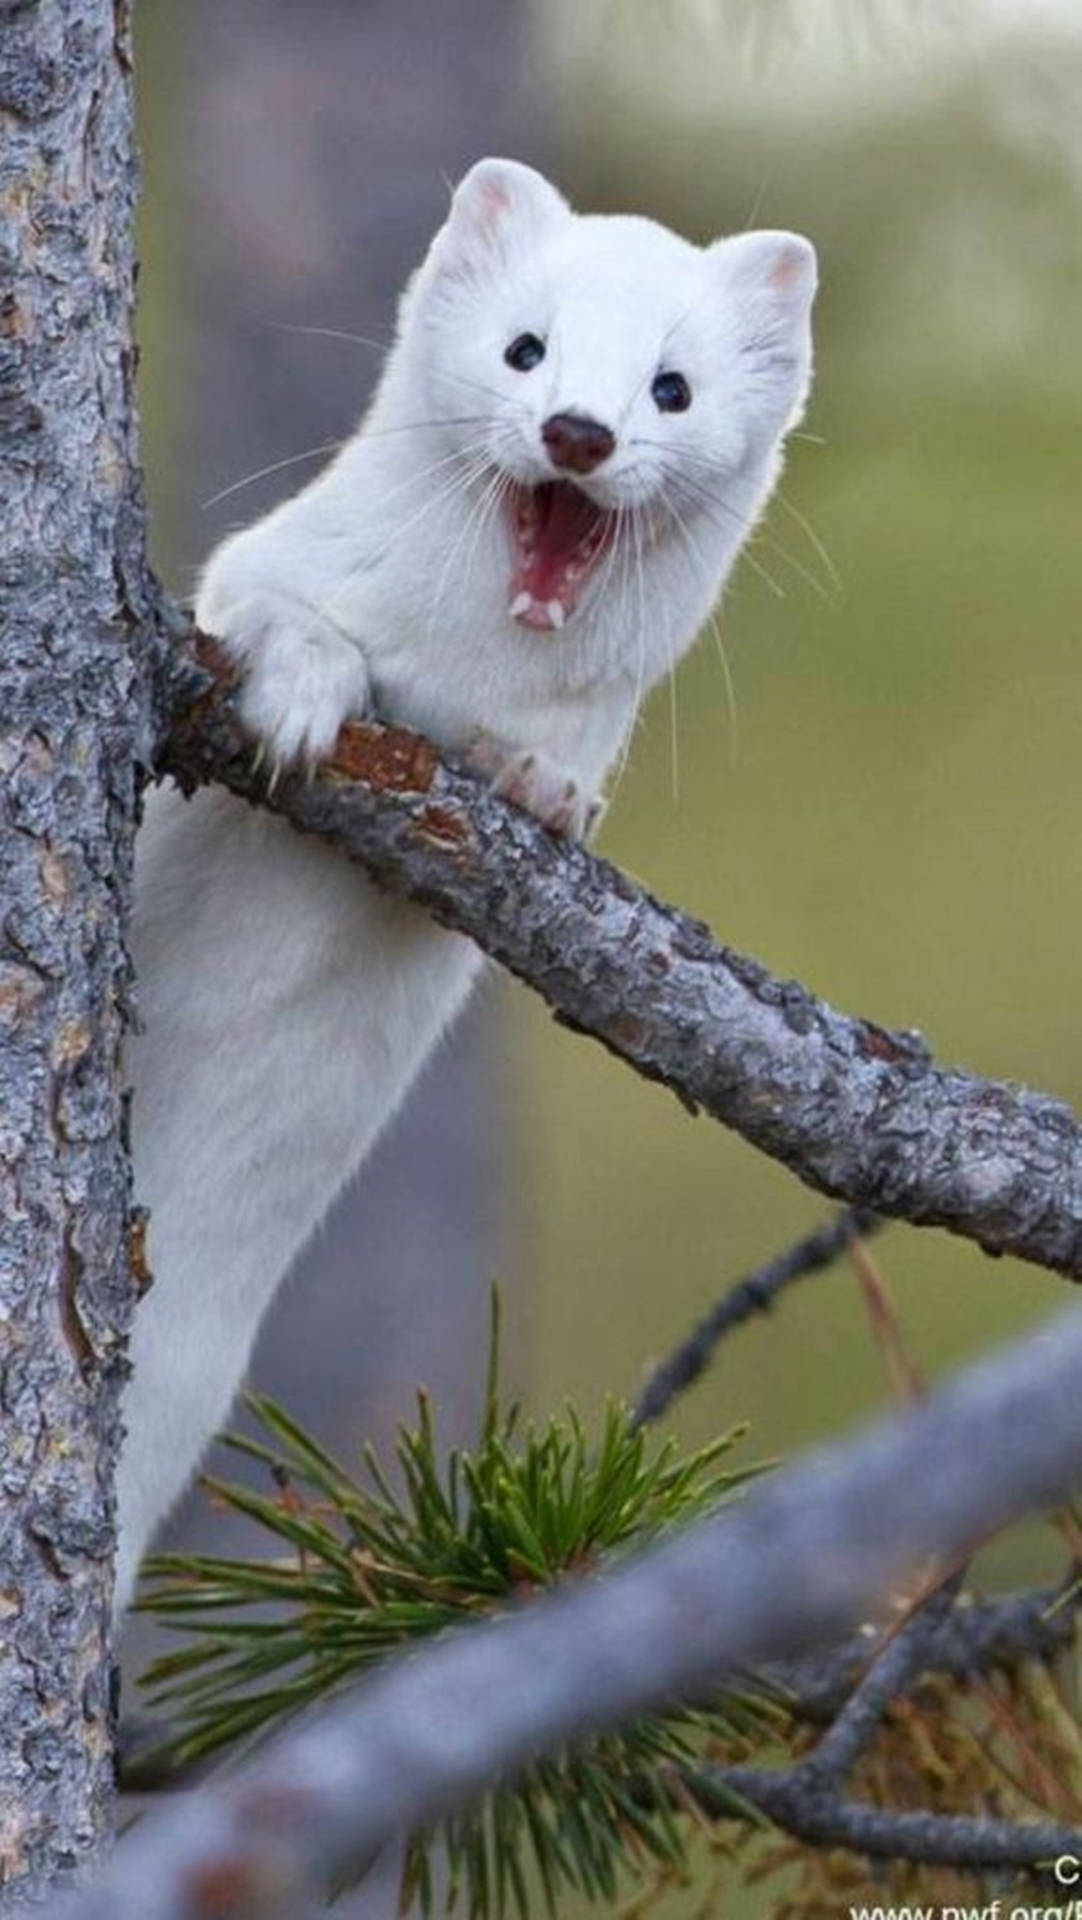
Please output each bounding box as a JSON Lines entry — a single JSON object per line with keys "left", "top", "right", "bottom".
{"left": 651, "top": 370, "right": 692, "bottom": 413}
{"left": 504, "top": 332, "right": 546, "bottom": 373}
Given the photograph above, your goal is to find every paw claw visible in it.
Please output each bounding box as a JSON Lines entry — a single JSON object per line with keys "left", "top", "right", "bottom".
{"left": 203, "top": 591, "right": 371, "bottom": 772}
{"left": 467, "top": 734, "right": 596, "bottom": 839}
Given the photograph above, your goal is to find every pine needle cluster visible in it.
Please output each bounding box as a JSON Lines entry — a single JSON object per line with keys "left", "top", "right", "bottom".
{"left": 136, "top": 1302, "right": 782, "bottom": 1917}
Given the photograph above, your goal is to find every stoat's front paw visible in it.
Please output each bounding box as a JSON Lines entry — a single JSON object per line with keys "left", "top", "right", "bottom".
{"left": 467, "top": 736, "right": 598, "bottom": 840}
{"left": 204, "top": 592, "right": 371, "bottom": 770}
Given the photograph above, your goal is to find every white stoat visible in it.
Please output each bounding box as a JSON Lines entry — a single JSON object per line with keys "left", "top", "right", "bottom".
{"left": 119, "top": 158, "right": 817, "bottom": 1609}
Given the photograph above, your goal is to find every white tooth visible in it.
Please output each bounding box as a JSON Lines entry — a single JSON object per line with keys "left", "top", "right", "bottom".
{"left": 546, "top": 600, "right": 566, "bottom": 629}
{"left": 510, "top": 592, "right": 533, "bottom": 620}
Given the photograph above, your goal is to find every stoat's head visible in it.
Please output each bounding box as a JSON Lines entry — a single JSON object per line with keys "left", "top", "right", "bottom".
{"left": 401, "top": 158, "right": 817, "bottom": 634}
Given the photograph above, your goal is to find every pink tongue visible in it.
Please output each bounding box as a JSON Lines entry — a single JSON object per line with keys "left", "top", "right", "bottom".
{"left": 518, "top": 485, "right": 601, "bottom": 601}
{"left": 509, "top": 483, "right": 607, "bottom": 630}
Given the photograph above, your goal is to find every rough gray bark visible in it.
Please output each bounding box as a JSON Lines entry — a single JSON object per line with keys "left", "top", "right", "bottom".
{"left": 686, "top": 1770, "right": 1082, "bottom": 1873}
{"left": 159, "top": 647, "right": 1082, "bottom": 1286}
{"left": 46, "top": 1302, "right": 1082, "bottom": 1920}
{"left": 0, "top": 2, "right": 151, "bottom": 1901}
{"left": 758, "top": 1583, "right": 1082, "bottom": 1723}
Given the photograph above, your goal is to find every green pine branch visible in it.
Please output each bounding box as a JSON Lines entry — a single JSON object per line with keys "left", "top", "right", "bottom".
{"left": 135, "top": 1294, "right": 783, "bottom": 1917}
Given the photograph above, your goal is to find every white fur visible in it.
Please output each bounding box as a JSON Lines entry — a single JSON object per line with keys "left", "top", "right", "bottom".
{"left": 118, "top": 159, "right": 816, "bottom": 1609}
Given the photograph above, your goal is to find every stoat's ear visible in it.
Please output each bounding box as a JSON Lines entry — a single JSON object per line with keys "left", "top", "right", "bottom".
{"left": 710, "top": 230, "right": 818, "bottom": 332}
{"left": 433, "top": 158, "right": 570, "bottom": 275}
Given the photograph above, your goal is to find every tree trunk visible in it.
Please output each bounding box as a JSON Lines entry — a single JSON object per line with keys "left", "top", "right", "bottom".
{"left": 0, "top": 1, "right": 148, "bottom": 1900}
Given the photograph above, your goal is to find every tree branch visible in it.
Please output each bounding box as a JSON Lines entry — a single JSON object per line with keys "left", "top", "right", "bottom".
{"left": 113, "top": 1582, "right": 1082, "bottom": 1795}
{"left": 678, "top": 1572, "right": 994, "bottom": 1877}
{"left": 802, "top": 1567, "right": 967, "bottom": 1783}
{"left": 687, "top": 1548, "right": 1081, "bottom": 1880}
{"left": 633, "top": 1205, "right": 882, "bottom": 1425}
{"left": 760, "top": 1583, "right": 1080, "bottom": 1723}
{"left": 154, "top": 622, "right": 1082, "bottom": 1286}
{"left": 686, "top": 1767, "right": 1082, "bottom": 1873}
{"left": 49, "top": 1303, "right": 1082, "bottom": 1918}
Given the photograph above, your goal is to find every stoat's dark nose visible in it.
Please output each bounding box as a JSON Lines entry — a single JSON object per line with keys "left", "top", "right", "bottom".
{"left": 542, "top": 412, "right": 615, "bottom": 476}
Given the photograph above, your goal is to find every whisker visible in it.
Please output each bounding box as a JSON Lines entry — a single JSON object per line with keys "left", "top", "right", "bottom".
{"left": 644, "top": 445, "right": 835, "bottom": 603}
{"left": 658, "top": 283, "right": 723, "bottom": 360}
{"left": 440, "top": 368, "right": 518, "bottom": 411}
{"left": 661, "top": 467, "right": 787, "bottom": 600}
{"left": 607, "top": 509, "right": 641, "bottom": 800}
{"left": 360, "top": 413, "right": 497, "bottom": 442}
{"left": 364, "top": 447, "right": 495, "bottom": 566}
{"left": 461, "top": 468, "right": 512, "bottom": 604}
{"left": 424, "top": 462, "right": 507, "bottom": 642}
{"left": 708, "top": 610, "right": 740, "bottom": 764}
{"left": 658, "top": 552, "right": 680, "bottom": 801}
{"left": 656, "top": 492, "right": 740, "bottom": 763}
{"left": 742, "top": 177, "right": 770, "bottom": 231}
{"left": 372, "top": 437, "right": 496, "bottom": 510}
{"left": 636, "top": 437, "right": 838, "bottom": 603}
{"left": 202, "top": 441, "right": 343, "bottom": 509}
{"left": 773, "top": 488, "right": 843, "bottom": 596}
{"left": 613, "top": 506, "right": 641, "bottom": 794}
{"left": 265, "top": 322, "right": 392, "bottom": 355}
{"left": 619, "top": 290, "right": 717, "bottom": 427}
{"left": 337, "top": 437, "right": 499, "bottom": 557}
{"left": 652, "top": 499, "right": 694, "bottom": 794}
{"left": 201, "top": 415, "right": 499, "bottom": 511}
{"left": 592, "top": 501, "right": 627, "bottom": 669}
{"left": 628, "top": 438, "right": 757, "bottom": 499}
{"left": 310, "top": 446, "right": 497, "bottom": 634}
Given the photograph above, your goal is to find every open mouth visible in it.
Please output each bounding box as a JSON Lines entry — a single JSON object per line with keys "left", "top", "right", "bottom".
{"left": 506, "top": 481, "right": 614, "bottom": 632}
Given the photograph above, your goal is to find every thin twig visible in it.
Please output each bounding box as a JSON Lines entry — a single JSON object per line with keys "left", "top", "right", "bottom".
{"left": 685, "top": 1765, "right": 1082, "bottom": 1872}
{"left": 676, "top": 1572, "right": 992, "bottom": 1878}
{"left": 806, "top": 1567, "right": 966, "bottom": 1782}
{"left": 633, "top": 1206, "right": 881, "bottom": 1426}
{"left": 849, "top": 1230, "right": 926, "bottom": 1403}
{"left": 760, "top": 1583, "right": 1081, "bottom": 1723}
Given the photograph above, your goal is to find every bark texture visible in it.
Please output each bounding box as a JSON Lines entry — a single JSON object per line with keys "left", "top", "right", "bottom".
{"left": 160, "top": 646, "right": 1082, "bottom": 1286}
{"left": 0, "top": 1, "right": 149, "bottom": 1899}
